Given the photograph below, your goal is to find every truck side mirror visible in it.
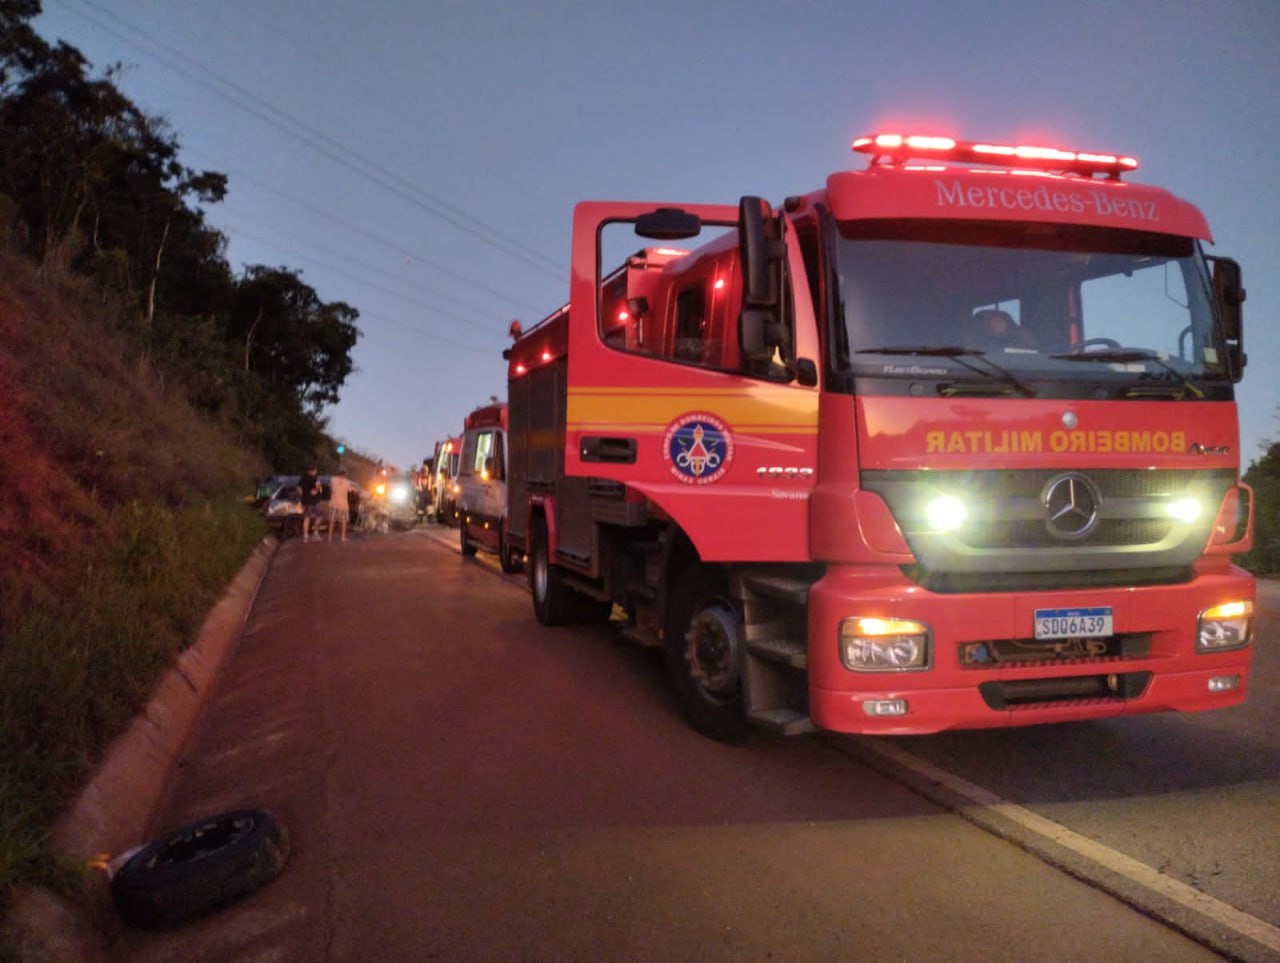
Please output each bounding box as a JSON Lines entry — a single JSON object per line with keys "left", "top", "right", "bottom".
{"left": 738, "top": 196, "right": 785, "bottom": 362}
{"left": 1208, "top": 256, "right": 1246, "bottom": 381}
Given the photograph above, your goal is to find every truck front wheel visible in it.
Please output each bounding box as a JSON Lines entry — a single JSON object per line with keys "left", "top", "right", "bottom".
{"left": 665, "top": 567, "right": 750, "bottom": 743}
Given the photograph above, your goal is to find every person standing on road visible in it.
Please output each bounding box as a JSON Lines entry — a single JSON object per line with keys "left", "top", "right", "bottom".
{"left": 347, "top": 479, "right": 363, "bottom": 531}
{"left": 300, "top": 466, "right": 324, "bottom": 542}
{"left": 327, "top": 468, "right": 354, "bottom": 543}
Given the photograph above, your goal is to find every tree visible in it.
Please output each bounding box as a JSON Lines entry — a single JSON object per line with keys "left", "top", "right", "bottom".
{"left": 226, "top": 266, "right": 360, "bottom": 464}
{"left": 230, "top": 266, "right": 360, "bottom": 409}
{"left": 0, "top": 3, "right": 364, "bottom": 470}
{"left": 0, "top": 0, "right": 45, "bottom": 94}
{"left": 1241, "top": 441, "right": 1280, "bottom": 575}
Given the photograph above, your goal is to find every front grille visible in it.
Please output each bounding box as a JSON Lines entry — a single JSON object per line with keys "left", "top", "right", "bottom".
{"left": 979, "top": 672, "right": 1152, "bottom": 709}
{"left": 906, "top": 566, "right": 1192, "bottom": 593}
{"left": 961, "top": 517, "right": 1170, "bottom": 550}
{"left": 861, "top": 467, "right": 1233, "bottom": 587}
{"left": 960, "top": 633, "right": 1151, "bottom": 667}
{"left": 863, "top": 467, "right": 1232, "bottom": 552}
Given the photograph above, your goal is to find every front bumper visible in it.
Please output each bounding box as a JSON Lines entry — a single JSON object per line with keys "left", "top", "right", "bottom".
{"left": 807, "top": 566, "right": 1255, "bottom": 735}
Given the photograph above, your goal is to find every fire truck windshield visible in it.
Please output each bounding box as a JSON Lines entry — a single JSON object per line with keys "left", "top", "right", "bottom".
{"left": 835, "top": 225, "right": 1226, "bottom": 397}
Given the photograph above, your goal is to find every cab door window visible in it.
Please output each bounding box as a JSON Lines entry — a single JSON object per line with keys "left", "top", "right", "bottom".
{"left": 673, "top": 287, "right": 707, "bottom": 363}
{"left": 488, "top": 432, "right": 505, "bottom": 482}
{"left": 597, "top": 225, "right": 792, "bottom": 381}
{"left": 470, "top": 430, "right": 496, "bottom": 479}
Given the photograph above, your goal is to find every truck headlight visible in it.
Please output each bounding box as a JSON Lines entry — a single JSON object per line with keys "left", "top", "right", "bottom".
{"left": 1164, "top": 497, "right": 1202, "bottom": 524}
{"left": 925, "top": 495, "right": 967, "bottom": 532}
{"left": 1196, "top": 600, "right": 1253, "bottom": 652}
{"left": 839, "top": 617, "right": 930, "bottom": 672}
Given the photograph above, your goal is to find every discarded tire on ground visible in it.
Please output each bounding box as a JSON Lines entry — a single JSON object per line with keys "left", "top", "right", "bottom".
{"left": 109, "top": 808, "right": 290, "bottom": 929}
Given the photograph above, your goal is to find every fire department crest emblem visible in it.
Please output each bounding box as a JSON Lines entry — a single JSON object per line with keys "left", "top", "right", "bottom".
{"left": 664, "top": 413, "right": 733, "bottom": 485}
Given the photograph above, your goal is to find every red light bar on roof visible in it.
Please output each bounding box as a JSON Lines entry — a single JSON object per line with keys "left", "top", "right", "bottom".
{"left": 852, "top": 133, "right": 1138, "bottom": 178}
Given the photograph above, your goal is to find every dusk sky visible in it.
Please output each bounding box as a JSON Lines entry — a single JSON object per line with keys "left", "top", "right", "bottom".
{"left": 34, "top": 0, "right": 1280, "bottom": 470}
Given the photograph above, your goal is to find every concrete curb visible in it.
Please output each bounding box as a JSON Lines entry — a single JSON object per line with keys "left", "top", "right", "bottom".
{"left": 2, "top": 535, "right": 278, "bottom": 962}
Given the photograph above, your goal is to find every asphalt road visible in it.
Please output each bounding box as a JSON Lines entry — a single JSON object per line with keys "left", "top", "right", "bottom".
{"left": 827, "top": 580, "right": 1279, "bottom": 935}
{"left": 105, "top": 525, "right": 1272, "bottom": 961}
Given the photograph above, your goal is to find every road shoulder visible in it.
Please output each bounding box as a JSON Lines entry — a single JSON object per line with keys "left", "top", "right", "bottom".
{"left": 2, "top": 536, "right": 277, "bottom": 962}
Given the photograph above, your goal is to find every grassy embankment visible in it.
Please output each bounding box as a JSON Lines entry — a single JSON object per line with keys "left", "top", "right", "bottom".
{"left": 0, "top": 254, "right": 268, "bottom": 921}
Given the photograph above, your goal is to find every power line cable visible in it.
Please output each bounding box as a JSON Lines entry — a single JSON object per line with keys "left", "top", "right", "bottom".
{"left": 355, "top": 310, "right": 499, "bottom": 357}
{"left": 60, "top": 0, "right": 567, "bottom": 280}
{"left": 226, "top": 220, "right": 506, "bottom": 335}
{"left": 194, "top": 155, "right": 548, "bottom": 315}
{"left": 218, "top": 210, "right": 534, "bottom": 324}
{"left": 67, "top": 0, "right": 565, "bottom": 276}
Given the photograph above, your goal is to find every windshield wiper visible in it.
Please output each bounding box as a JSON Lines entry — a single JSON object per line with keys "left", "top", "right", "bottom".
{"left": 856, "top": 345, "right": 976, "bottom": 357}
{"left": 856, "top": 345, "right": 1035, "bottom": 397}
{"left": 1050, "top": 349, "right": 1205, "bottom": 399}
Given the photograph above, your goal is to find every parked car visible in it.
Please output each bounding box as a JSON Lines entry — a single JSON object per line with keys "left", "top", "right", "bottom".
{"left": 262, "top": 477, "right": 304, "bottom": 538}
{"left": 262, "top": 475, "right": 369, "bottom": 539}
{"left": 250, "top": 474, "right": 294, "bottom": 510}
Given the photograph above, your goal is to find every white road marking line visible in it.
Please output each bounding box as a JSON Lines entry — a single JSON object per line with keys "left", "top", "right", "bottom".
{"left": 864, "top": 738, "right": 1280, "bottom": 954}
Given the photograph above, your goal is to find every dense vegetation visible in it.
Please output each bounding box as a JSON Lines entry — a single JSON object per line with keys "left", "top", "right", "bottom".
{"left": 1242, "top": 441, "right": 1280, "bottom": 575}
{"left": 0, "top": 0, "right": 366, "bottom": 924}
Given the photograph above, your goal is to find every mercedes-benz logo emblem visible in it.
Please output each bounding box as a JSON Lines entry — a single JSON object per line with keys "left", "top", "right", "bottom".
{"left": 1042, "top": 473, "right": 1100, "bottom": 539}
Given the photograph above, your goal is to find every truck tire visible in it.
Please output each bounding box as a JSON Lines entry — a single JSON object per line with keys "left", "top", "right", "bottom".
{"left": 529, "top": 518, "right": 572, "bottom": 625}
{"left": 459, "top": 517, "right": 477, "bottom": 556}
{"left": 109, "top": 808, "right": 289, "bottom": 930}
{"left": 665, "top": 567, "right": 750, "bottom": 743}
{"left": 499, "top": 523, "right": 523, "bottom": 574}
{"left": 529, "top": 519, "right": 610, "bottom": 624}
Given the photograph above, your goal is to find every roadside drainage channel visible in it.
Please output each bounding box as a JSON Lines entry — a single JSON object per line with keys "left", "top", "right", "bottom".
{"left": 2, "top": 536, "right": 279, "bottom": 962}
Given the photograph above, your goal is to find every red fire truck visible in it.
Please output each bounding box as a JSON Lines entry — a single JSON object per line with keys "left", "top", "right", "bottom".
{"left": 457, "top": 402, "right": 522, "bottom": 572}
{"left": 503, "top": 132, "right": 1255, "bottom": 741}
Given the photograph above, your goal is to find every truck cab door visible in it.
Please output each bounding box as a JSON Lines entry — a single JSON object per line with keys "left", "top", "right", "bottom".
{"left": 563, "top": 201, "right": 821, "bottom": 563}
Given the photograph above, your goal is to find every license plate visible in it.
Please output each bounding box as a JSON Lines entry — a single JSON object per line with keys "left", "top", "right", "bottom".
{"left": 1034, "top": 607, "right": 1113, "bottom": 639}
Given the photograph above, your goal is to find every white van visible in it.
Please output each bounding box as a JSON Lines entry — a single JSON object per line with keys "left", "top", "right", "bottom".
{"left": 456, "top": 402, "right": 521, "bottom": 572}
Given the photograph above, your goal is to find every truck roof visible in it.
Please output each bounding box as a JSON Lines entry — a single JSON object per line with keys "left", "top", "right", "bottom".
{"left": 821, "top": 166, "right": 1211, "bottom": 241}
{"left": 814, "top": 134, "right": 1212, "bottom": 240}
{"left": 464, "top": 401, "right": 507, "bottom": 431}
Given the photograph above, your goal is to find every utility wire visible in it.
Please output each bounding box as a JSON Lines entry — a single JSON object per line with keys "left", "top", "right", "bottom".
{"left": 61, "top": 0, "right": 567, "bottom": 281}
{"left": 217, "top": 207, "right": 537, "bottom": 322}
{"left": 196, "top": 155, "right": 548, "bottom": 316}
{"left": 226, "top": 220, "right": 506, "bottom": 336}
{"left": 355, "top": 310, "right": 499, "bottom": 357}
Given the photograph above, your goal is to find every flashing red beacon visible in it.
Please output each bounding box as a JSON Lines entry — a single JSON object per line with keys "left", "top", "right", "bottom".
{"left": 852, "top": 133, "right": 1138, "bottom": 178}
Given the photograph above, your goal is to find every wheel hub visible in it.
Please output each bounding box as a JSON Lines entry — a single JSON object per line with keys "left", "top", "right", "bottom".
{"left": 686, "top": 603, "right": 741, "bottom": 695}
